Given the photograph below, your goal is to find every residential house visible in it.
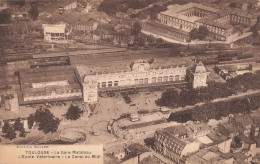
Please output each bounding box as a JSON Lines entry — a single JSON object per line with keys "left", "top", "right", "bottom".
{"left": 63, "top": 0, "right": 77, "bottom": 11}
{"left": 70, "top": 20, "right": 98, "bottom": 34}
{"left": 103, "top": 142, "right": 151, "bottom": 164}
{"left": 94, "top": 23, "right": 116, "bottom": 41}
{"left": 229, "top": 114, "right": 258, "bottom": 137}
{"left": 206, "top": 132, "right": 233, "bottom": 153}
{"left": 186, "top": 148, "right": 234, "bottom": 164}
{"left": 154, "top": 125, "right": 201, "bottom": 164}
{"left": 42, "top": 23, "right": 70, "bottom": 42}
{"left": 121, "top": 143, "right": 151, "bottom": 164}
{"left": 218, "top": 122, "right": 239, "bottom": 138}
{"left": 59, "top": 0, "right": 77, "bottom": 13}
{"left": 186, "top": 121, "right": 212, "bottom": 138}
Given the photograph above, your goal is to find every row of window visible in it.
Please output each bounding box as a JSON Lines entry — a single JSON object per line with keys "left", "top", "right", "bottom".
{"left": 97, "top": 75, "right": 185, "bottom": 88}
{"left": 161, "top": 16, "right": 196, "bottom": 27}
{"left": 161, "top": 17, "right": 226, "bottom": 36}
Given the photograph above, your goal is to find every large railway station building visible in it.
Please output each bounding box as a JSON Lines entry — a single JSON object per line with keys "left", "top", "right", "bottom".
{"left": 18, "top": 56, "right": 209, "bottom": 104}
{"left": 75, "top": 60, "right": 209, "bottom": 103}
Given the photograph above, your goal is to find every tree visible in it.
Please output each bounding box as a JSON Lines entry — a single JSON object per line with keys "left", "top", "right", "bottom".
{"left": 98, "top": 0, "right": 118, "bottom": 16}
{"left": 19, "top": 128, "right": 26, "bottom": 137}
{"left": 156, "top": 38, "right": 164, "bottom": 44}
{"left": 156, "top": 89, "right": 179, "bottom": 108}
{"left": 5, "top": 126, "right": 16, "bottom": 140}
{"left": 14, "top": 118, "right": 24, "bottom": 131}
{"left": 229, "top": 2, "right": 237, "bottom": 8}
{"left": 132, "top": 22, "right": 142, "bottom": 42}
{"left": 28, "top": 114, "right": 34, "bottom": 129}
{"left": 250, "top": 16, "right": 260, "bottom": 38}
{"left": 0, "top": 9, "right": 11, "bottom": 24}
{"left": 2, "top": 121, "right": 11, "bottom": 134}
{"left": 148, "top": 58, "right": 154, "bottom": 64}
{"left": 189, "top": 28, "right": 199, "bottom": 40}
{"left": 198, "top": 26, "right": 209, "bottom": 40}
{"left": 65, "top": 105, "right": 83, "bottom": 120}
{"left": 34, "top": 108, "right": 60, "bottom": 134}
{"left": 29, "top": 2, "right": 39, "bottom": 20}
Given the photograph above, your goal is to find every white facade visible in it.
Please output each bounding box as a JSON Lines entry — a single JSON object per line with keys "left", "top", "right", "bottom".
{"left": 42, "top": 24, "right": 68, "bottom": 42}
{"left": 76, "top": 61, "right": 188, "bottom": 103}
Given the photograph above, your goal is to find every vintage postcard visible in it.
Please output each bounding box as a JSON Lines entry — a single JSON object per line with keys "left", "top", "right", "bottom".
{"left": 0, "top": 0, "right": 260, "bottom": 163}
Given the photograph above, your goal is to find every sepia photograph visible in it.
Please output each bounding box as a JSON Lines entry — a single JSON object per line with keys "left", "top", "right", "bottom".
{"left": 0, "top": 0, "right": 260, "bottom": 163}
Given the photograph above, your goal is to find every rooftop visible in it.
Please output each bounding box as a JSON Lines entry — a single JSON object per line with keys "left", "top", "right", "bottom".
{"left": 231, "top": 114, "right": 256, "bottom": 127}
{"left": 160, "top": 2, "right": 220, "bottom": 24}
{"left": 196, "top": 17, "right": 233, "bottom": 29}
{"left": 190, "top": 61, "right": 208, "bottom": 74}
{"left": 216, "top": 65, "right": 238, "bottom": 72}
{"left": 219, "top": 122, "right": 239, "bottom": 135}
{"left": 19, "top": 66, "right": 80, "bottom": 94}
{"left": 164, "top": 124, "right": 191, "bottom": 137}
{"left": 186, "top": 121, "right": 211, "bottom": 134}
{"left": 143, "top": 21, "right": 190, "bottom": 36}
{"left": 187, "top": 149, "right": 226, "bottom": 164}
{"left": 126, "top": 143, "right": 150, "bottom": 154}
{"left": 164, "top": 3, "right": 219, "bottom": 16}
{"left": 207, "top": 132, "right": 229, "bottom": 144}
{"left": 75, "top": 57, "right": 188, "bottom": 77}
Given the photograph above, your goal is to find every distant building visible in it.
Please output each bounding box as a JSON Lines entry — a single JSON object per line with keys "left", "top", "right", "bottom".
{"left": 229, "top": 114, "right": 259, "bottom": 138}
{"left": 103, "top": 142, "right": 151, "bottom": 164}
{"left": 59, "top": 0, "right": 77, "bottom": 13}
{"left": 142, "top": 21, "right": 190, "bottom": 42}
{"left": 218, "top": 122, "right": 240, "bottom": 138}
{"left": 187, "top": 61, "right": 209, "bottom": 88}
{"left": 186, "top": 121, "right": 211, "bottom": 138}
{"left": 206, "top": 132, "right": 232, "bottom": 154}
{"left": 214, "top": 63, "right": 253, "bottom": 80}
{"left": 11, "top": 11, "right": 28, "bottom": 20}
{"left": 42, "top": 24, "right": 69, "bottom": 42}
{"left": 157, "top": 2, "right": 257, "bottom": 41}
{"left": 121, "top": 143, "right": 151, "bottom": 164}
{"left": 70, "top": 20, "right": 98, "bottom": 33}
{"left": 186, "top": 148, "right": 234, "bottom": 164}
{"left": 154, "top": 125, "right": 201, "bottom": 164}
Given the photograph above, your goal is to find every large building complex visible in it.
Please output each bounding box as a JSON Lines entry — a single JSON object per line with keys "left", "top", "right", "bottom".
{"left": 75, "top": 60, "right": 208, "bottom": 103}
{"left": 155, "top": 2, "right": 257, "bottom": 41}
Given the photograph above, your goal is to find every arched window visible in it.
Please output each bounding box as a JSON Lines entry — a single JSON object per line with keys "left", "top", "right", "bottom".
{"left": 102, "top": 82, "right": 106, "bottom": 88}
{"left": 114, "top": 81, "right": 118, "bottom": 86}
{"left": 163, "top": 76, "right": 168, "bottom": 82}
{"left": 158, "top": 77, "right": 162, "bottom": 82}
{"left": 108, "top": 81, "right": 112, "bottom": 87}
{"left": 175, "top": 75, "right": 180, "bottom": 81}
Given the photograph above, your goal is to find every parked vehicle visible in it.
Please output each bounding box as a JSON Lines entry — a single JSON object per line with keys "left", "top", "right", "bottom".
{"left": 107, "top": 119, "right": 115, "bottom": 133}
{"left": 160, "top": 108, "right": 170, "bottom": 114}
{"left": 130, "top": 113, "right": 140, "bottom": 122}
